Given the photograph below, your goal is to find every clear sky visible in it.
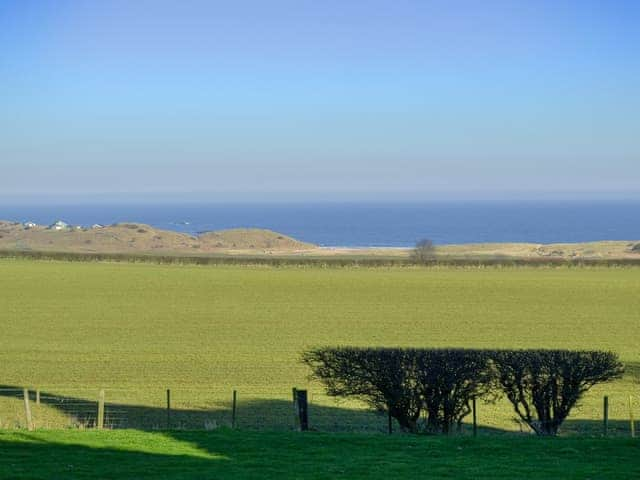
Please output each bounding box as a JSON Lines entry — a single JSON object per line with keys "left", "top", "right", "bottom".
{"left": 1, "top": 0, "right": 639, "bottom": 202}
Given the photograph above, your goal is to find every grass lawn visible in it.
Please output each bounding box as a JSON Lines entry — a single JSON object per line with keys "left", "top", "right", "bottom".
{"left": 1, "top": 430, "right": 639, "bottom": 479}
{"left": 1, "top": 259, "right": 639, "bottom": 433}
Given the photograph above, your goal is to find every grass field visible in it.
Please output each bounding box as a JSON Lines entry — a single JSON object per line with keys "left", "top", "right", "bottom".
{"left": 1, "top": 430, "right": 639, "bottom": 479}
{"left": 1, "top": 258, "right": 639, "bottom": 433}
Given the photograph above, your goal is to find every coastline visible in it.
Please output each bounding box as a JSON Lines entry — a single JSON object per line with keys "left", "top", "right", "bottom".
{"left": 1, "top": 219, "right": 639, "bottom": 261}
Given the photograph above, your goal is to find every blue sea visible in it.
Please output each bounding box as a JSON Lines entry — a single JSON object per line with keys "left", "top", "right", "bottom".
{"left": 1, "top": 202, "right": 639, "bottom": 247}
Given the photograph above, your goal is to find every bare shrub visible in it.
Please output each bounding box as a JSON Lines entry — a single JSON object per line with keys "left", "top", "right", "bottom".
{"left": 411, "top": 239, "right": 436, "bottom": 264}
{"left": 303, "top": 347, "right": 623, "bottom": 436}
{"left": 491, "top": 350, "right": 623, "bottom": 436}
{"left": 302, "top": 347, "right": 491, "bottom": 434}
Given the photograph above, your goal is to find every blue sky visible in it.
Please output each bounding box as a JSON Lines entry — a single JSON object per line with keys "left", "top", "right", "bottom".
{"left": 1, "top": 0, "right": 639, "bottom": 201}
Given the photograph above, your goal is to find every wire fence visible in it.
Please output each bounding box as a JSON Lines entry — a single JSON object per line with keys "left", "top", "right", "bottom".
{"left": 0, "top": 387, "right": 637, "bottom": 437}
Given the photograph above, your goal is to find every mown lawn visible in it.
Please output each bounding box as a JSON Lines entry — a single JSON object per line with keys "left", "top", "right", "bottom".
{"left": 0, "top": 259, "right": 639, "bottom": 432}
{"left": 1, "top": 430, "right": 639, "bottom": 479}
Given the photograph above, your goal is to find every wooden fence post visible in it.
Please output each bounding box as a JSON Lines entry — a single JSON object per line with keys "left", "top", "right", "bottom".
{"left": 36, "top": 389, "right": 40, "bottom": 406}
{"left": 232, "top": 390, "right": 237, "bottom": 429}
{"left": 23, "top": 388, "right": 34, "bottom": 431}
{"left": 166, "top": 389, "right": 171, "bottom": 430}
{"left": 295, "top": 389, "right": 309, "bottom": 432}
{"left": 629, "top": 395, "right": 635, "bottom": 438}
{"left": 292, "top": 388, "right": 298, "bottom": 429}
{"left": 603, "top": 396, "right": 609, "bottom": 436}
{"left": 97, "top": 390, "right": 105, "bottom": 429}
{"left": 472, "top": 396, "right": 478, "bottom": 437}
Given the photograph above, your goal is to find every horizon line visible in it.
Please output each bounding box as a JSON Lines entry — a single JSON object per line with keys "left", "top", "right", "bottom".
{"left": 2, "top": 190, "right": 640, "bottom": 205}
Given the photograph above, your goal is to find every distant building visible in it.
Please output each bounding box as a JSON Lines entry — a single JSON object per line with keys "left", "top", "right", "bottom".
{"left": 49, "top": 220, "right": 69, "bottom": 231}
{"left": 23, "top": 221, "right": 37, "bottom": 229}
{"left": 91, "top": 224, "right": 104, "bottom": 229}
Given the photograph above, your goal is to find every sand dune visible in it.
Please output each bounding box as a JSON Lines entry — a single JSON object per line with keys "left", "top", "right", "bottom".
{"left": 1, "top": 220, "right": 638, "bottom": 259}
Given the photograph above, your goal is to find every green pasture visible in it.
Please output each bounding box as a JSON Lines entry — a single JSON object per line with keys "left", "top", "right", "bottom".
{"left": 0, "top": 259, "right": 639, "bottom": 433}
{"left": 1, "top": 430, "right": 639, "bottom": 479}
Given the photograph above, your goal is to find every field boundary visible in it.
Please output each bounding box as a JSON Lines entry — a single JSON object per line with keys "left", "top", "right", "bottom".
{"left": 2, "top": 386, "right": 638, "bottom": 438}
{"left": 2, "top": 248, "right": 640, "bottom": 267}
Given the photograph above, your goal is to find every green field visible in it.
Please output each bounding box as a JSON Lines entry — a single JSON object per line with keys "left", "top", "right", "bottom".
{"left": 1, "top": 430, "right": 639, "bottom": 479}
{"left": 1, "top": 259, "right": 639, "bottom": 433}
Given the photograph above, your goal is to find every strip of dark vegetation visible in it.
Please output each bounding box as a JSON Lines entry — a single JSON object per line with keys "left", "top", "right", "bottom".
{"left": 2, "top": 249, "right": 640, "bottom": 267}
{"left": 303, "top": 347, "right": 623, "bottom": 436}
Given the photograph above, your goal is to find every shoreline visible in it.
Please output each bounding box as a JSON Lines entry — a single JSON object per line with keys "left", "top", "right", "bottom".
{"left": 1, "top": 219, "right": 639, "bottom": 260}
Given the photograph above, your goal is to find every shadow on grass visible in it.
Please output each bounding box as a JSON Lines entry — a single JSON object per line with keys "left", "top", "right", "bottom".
{"left": 561, "top": 419, "right": 637, "bottom": 437}
{"left": 624, "top": 362, "right": 640, "bottom": 381}
{"left": 1, "top": 429, "right": 640, "bottom": 480}
{"left": 0, "top": 431, "right": 225, "bottom": 480}
{"left": 0, "top": 384, "right": 518, "bottom": 436}
{"left": 0, "top": 385, "right": 402, "bottom": 433}
{"left": 1, "top": 384, "right": 639, "bottom": 479}
{"left": 1, "top": 384, "right": 635, "bottom": 437}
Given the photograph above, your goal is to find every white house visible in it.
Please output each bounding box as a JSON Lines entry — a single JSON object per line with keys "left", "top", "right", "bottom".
{"left": 91, "top": 224, "right": 104, "bottom": 229}
{"left": 49, "top": 220, "right": 69, "bottom": 231}
{"left": 23, "top": 221, "right": 37, "bottom": 229}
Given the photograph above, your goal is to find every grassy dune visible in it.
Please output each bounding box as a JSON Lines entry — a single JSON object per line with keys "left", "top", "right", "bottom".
{"left": 1, "top": 259, "right": 639, "bottom": 433}
{"left": 0, "top": 221, "right": 314, "bottom": 255}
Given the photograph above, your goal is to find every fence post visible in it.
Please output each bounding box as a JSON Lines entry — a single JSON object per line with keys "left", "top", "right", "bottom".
{"left": 472, "top": 396, "right": 478, "bottom": 437}
{"left": 36, "top": 389, "right": 40, "bottom": 406}
{"left": 603, "top": 396, "right": 609, "bottom": 436}
{"left": 629, "top": 395, "right": 635, "bottom": 438}
{"left": 292, "top": 388, "right": 298, "bottom": 429}
{"left": 166, "top": 389, "right": 171, "bottom": 430}
{"left": 295, "top": 389, "right": 309, "bottom": 432}
{"left": 23, "top": 388, "right": 34, "bottom": 431}
{"left": 97, "top": 390, "right": 105, "bottom": 429}
{"left": 232, "top": 390, "right": 237, "bottom": 429}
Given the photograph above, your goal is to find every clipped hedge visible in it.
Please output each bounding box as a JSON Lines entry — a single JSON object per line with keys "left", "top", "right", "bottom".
{"left": 302, "top": 347, "right": 623, "bottom": 436}
{"left": 491, "top": 349, "right": 623, "bottom": 435}
{"left": 303, "top": 347, "right": 491, "bottom": 434}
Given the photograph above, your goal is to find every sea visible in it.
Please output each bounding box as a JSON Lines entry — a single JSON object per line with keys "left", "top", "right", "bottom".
{"left": 1, "top": 202, "right": 639, "bottom": 247}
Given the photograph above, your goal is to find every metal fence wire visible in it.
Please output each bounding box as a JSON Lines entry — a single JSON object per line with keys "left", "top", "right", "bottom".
{"left": 0, "top": 387, "right": 637, "bottom": 437}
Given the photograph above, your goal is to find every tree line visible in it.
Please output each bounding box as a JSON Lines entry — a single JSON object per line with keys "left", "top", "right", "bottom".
{"left": 302, "top": 347, "right": 623, "bottom": 436}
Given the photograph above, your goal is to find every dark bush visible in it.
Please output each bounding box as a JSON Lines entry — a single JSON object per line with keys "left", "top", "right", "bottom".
{"left": 490, "top": 350, "right": 623, "bottom": 435}
{"left": 632, "top": 243, "right": 640, "bottom": 252}
{"left": 302, "top": 347, "right": 422, "bottom": 432}
{"left": 302, "top": 347, "right": 491, "bottom": 434}
{"left": 411, "top": 239, "right": 436, "bottom": 264}
{"left": 303, "top": 347, "right": 624, "bottom": 436}
{"left": 416, "top": 349, "right": 492, "bottom": 433}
